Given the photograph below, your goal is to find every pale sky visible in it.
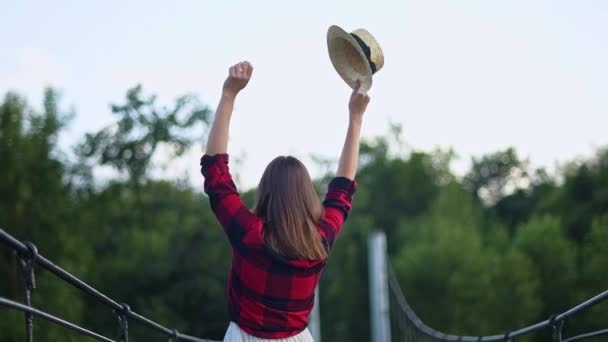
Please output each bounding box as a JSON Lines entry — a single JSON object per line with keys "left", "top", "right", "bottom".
{"left": 2, "top": 1, "right": 607, "bottom": 189}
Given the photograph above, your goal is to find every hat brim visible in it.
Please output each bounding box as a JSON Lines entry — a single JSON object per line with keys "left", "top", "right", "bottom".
{"left": 327, "top": 25, "right": 373, "bottom": 93}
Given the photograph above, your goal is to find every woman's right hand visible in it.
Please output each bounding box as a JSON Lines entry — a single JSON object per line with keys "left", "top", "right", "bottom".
{"left": 337, "top": 80, "right": 367, "bottom": 180}
{"left": 348, "top": 80, "right": 370, "bottom": 122}
{"left": 222, "top": 61, "right": 253, "bottom": 98}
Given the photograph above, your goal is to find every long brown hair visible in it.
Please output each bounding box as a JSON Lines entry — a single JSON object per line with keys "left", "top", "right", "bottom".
{"left": 254, "top": 156, "right": 328, "bottom": 260}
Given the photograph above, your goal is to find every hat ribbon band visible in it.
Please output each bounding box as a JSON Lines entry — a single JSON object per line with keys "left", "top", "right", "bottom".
{"left": 350, "top": 33, "right": 377, "bottom": 74}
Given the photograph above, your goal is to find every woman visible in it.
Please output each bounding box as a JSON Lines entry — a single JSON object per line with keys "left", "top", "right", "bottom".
{"left": 201, "top": 61, "right": 370, "bottom": 341}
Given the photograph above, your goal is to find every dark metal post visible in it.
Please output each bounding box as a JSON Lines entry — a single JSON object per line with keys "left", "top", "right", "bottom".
{"left": 117, "top": 303, "right": 130, "bottom": 342}
{"left": 552, "top": 319, "right": 563, "bottom": 342}
{"left": 309, "top": 286, "right": 321, "bottom": 342}
{"left": 169, "top": 328, "right": 179, "bottom": 342}
{"left": 17, "top": 242, "right": 38, "bottom": 342}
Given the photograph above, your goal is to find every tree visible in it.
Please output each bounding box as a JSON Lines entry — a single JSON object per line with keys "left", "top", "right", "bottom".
{"left": 493, "top": 168, "right": 556, "bottom": 232}
{"left": 393, "top": 183, "right": 541, "bottom": 337}
{"left": 0, "top": 86, "right": 217, "bottom": 340}
{"left": 2, "top": 86, "right": 607, "bottom": 340}
{"left": 537, "top": 149, "right": 608, "bottom": 244}
{"left": 513, "top": 215, "right": 577, "bottom": 340}
{"left": 319, "top": 213, "right": 374, "bottom": 342}
{"left": 569, "top": 216, "right": 608, "bottom": 336}
{"left": 464, "top": 148, "right": 530, "bottom": 206}
{"left": 76, "top": 180, "right": 231, "bottom": 339}
{"left": 69, "top": 86, "right": 227, "bottom": 339}
{"left": 0, "top": 89, "right": 89, "bottom": 341}
{"left": 75, "top": 85, "right": 211, "bottom": 185}
{"left": 356, "top": 135, "right": 446, "bottom": 252}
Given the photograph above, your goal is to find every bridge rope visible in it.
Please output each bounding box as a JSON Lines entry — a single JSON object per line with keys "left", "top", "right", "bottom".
{"left": 0, "top": 297, "right": 115, "bottom": 342}
{"left": 3, "top": 225, "right": 607, "bottom": 342}
{"left": 387, "top": 262, "right": 608, "bottom": 342}
{"left": 562, "top": 329, "right": 608, "bottom": 342}
{"left": 0, "top": 228, "right": 217, "bottom": 342}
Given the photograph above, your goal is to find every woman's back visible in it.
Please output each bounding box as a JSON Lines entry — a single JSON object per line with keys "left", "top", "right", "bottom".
{"left": 202, "top": 60, "right": 369, "bottom": 341}
{"left": 202, "top": 154, "right": 357, "bottom": 338}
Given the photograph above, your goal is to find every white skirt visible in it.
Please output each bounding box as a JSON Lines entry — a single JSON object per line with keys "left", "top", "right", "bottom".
{"left": 223, "top": 322, "right": 314, "bottom": 342}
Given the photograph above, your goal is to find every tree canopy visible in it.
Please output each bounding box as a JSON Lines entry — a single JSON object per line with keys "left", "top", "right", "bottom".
{"left": 1, "top": 88, "right": 606, "bottom": 341}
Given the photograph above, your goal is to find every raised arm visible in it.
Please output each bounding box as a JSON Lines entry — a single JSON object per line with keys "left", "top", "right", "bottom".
{"left": 336, "top": 80, "right": 370, "bottom": 180}
{"left": 201, "top": 61, "right": 262, "bottom": 243}
{"left": 205, "top": 61, "right": 253, "bottom": 155}
{"left": 319, "top": 81, "right": 368, "bottom": 247}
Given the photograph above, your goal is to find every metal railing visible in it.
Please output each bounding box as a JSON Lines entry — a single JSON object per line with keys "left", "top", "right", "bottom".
{"left": 388, "top": 263, "right": 608, "bottom": 342}
{"left": 0, "top": 228, "right": 218, "bottom": 342}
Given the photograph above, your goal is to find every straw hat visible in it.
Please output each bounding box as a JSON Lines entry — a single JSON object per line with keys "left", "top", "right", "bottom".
{"left": 327, "top": 25, "right": 384, "bottom": 93}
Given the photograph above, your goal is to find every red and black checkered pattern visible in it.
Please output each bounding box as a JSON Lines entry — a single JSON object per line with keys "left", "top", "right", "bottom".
{"left": 200, "top": 154, "right": 357, "bottom": 338}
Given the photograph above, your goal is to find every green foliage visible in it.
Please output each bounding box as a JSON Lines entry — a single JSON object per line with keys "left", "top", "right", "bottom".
{"left": 537, "top": 150, "right": 608, "bottom": 243}
{"left": 514, "top": 215, "right": 577, "bottom": 313}
{"left": 569, "top": 216, "right": 608, "bottom": 336}
{"left": 357, "top": 136, "right": 445, "bottom": 252}
{"left": 1, "top": 89, "right": 607, "bottom": 342}
{"left": 393, "top": 183, "right": 541, "bottom": 336}
{"left": 75, "top": 85, "right": 211, "bottom": 184}
{"left": 0, "top": 90, "right": 89, "bottom": 341}
{"left": 77, "top": 181, "right": 230, "bottom": 339}
{"left": 319, "top": 213, "right": 374, "bottom": 341}
{"left": 464, "top": 147, "right": 530, "bottom": 206}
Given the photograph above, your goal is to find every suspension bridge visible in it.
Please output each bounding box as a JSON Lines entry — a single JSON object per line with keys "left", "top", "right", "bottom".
{"left": 1, "top": 228, "right": 606, "bottom": 341}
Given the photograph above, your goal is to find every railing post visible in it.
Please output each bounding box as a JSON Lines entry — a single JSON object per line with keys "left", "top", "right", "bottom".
{"left": 169, "top": 328, "right": 179, "bottom": 342}
{"left": 116, "top": 303, "right": 130, "bottom": 342}
{"left": 16, "top": 241, "right": 38, "bottom": 342}
{"left": 368, "top": 230, "right": 391, "bottom": 342}
{"left": 309, "top": 285, "right": 321, "bottom": 342}
{"left": 551, "top": 316, "right": 563, "bottom": 342}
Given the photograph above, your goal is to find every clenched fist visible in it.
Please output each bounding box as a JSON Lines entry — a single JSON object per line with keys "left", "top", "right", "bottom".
{"left": 223, "top": 61, "right": 253, "bottom": 98}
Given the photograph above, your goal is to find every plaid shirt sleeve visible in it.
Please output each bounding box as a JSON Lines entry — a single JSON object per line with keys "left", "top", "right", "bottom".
{"left": 319, "top": 176, "right": 358, "bottom": 248}
{"left": 200, "top": 153, "right": 262, "bottom": 243}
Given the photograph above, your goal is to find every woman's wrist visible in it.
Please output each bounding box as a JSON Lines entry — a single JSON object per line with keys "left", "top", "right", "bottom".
{"left": 348, "top": 115, "right": 363, "bottom": 127}
{"left": 221, "top": 89, "right": 238, "bottom": 101}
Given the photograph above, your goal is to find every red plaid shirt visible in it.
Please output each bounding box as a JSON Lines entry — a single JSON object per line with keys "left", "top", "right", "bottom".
{"left": 200, "top": 154, "right": 357, "bottom": 339}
